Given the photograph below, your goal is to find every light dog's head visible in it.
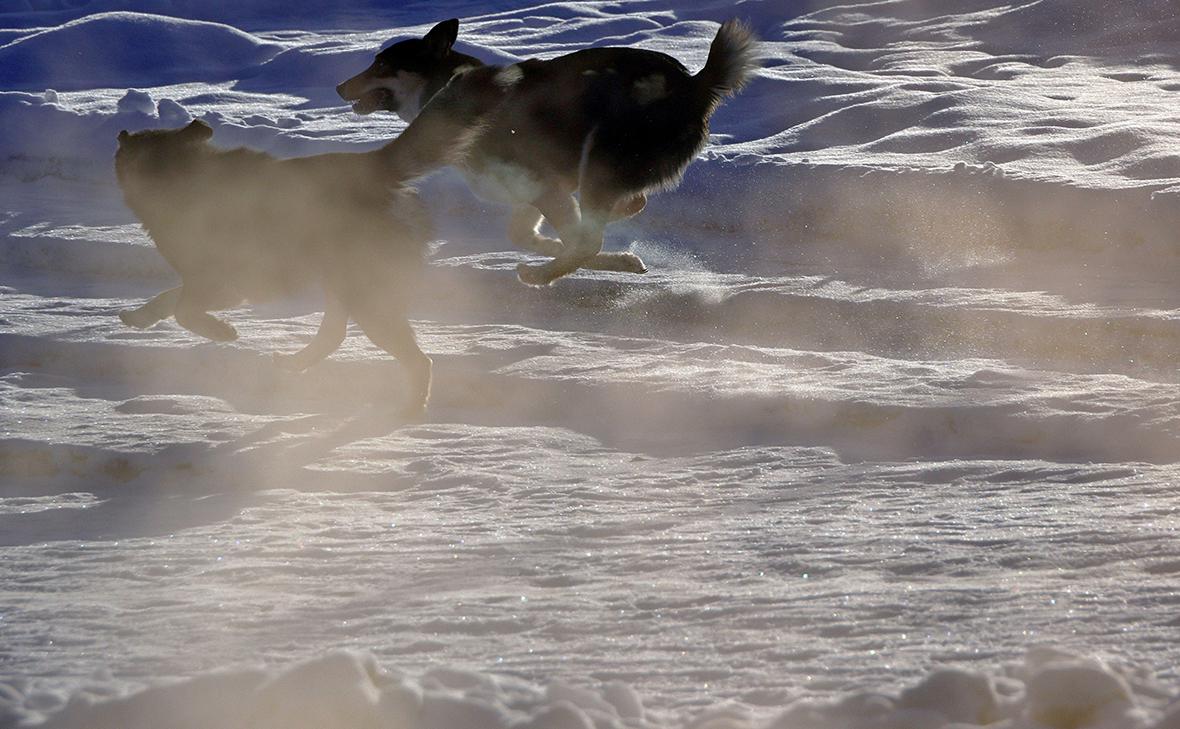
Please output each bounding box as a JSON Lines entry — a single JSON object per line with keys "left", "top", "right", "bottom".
{"left": 337, "top": 18, "right": 467, "bottom": 122}
{"left": 115, "top": 119, "right": 213, "bottom": 183}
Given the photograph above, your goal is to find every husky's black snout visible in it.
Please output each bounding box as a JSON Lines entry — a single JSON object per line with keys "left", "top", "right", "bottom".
{"left": 336, "top": 69, "right": 396, "bottom": 115}
{"left": 336, "top": 73, "right": 364, "bottom": 102}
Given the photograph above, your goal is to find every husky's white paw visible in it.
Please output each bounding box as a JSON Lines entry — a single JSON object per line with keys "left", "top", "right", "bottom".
{"left": 516, "top": 262, "right": 558, "bottom": 287}
{"left": 607, "top": 252, "right": 647, "bottom": 274}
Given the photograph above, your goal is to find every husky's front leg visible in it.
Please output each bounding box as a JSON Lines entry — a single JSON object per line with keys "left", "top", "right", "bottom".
{"left": 515, "top": 192, "right": 645, "bottom": 285}
{"left": 507, "top": 205, "right": 564, "bottom": 257}
{"left": 508, "top": 202, "right": 648, "bottom": 275}
{"left": 516, "top": 209, "right": 609, "bottom": 286}
{"left": 120, "top": 286, "right": 181, "bottom": 329}
{"left": 274, "top": 296, "right": 348, "bottom": 371}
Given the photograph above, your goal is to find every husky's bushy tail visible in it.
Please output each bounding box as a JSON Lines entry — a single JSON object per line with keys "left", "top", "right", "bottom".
{"left": 696, "top": 19, "right": 760, "bottom": 103}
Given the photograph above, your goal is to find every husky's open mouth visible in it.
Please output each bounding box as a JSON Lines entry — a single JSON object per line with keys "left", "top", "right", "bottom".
{"left": 350, "top": 87, "right": 395, "bottom": 115}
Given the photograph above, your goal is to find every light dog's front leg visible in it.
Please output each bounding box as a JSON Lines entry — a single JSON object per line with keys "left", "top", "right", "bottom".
{"left": 274, "top": 296, "right": 348, "bottom": 372}
{"left": 120, "top": 286, "right": 181, "bottom": 329}
{"left": 174, "top": 286, "right": 239, "bottom": 342}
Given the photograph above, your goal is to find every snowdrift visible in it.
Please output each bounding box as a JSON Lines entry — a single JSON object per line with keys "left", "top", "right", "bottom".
{"left": 0, "top": 12, "right": 281, "bottom": 91}
{"left": 6, "top": 647, "right": 1178, "bottom": 729}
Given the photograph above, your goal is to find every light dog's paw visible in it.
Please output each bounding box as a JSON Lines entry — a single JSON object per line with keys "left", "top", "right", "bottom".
{"left": 119, "top": 310, "right": 154, "bottom": 329}
{"left": 209, "top": 322, "right": 239, "bottom": 342}
{"left": 272, "top": 352, "right": 308, "bottom": 372}
{"left": 516, "top": 262, "right": 557, "bottom": 287}
{"left": 398, "top": 400, "right": 428, "bottom": 422}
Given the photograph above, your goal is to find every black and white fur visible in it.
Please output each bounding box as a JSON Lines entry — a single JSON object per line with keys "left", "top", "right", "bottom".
{"left": 337, "top": 18, "right": 759, "bottom": 286}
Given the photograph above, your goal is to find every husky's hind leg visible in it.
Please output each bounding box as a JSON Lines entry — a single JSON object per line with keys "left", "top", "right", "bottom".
{"left": 592, "top": 191, "right": 648, "bottom": 273}
{"left": 120, "top": 286, "right": 181, "bottom": 329}
{"left": 611, "top": 193, "right": 646, "bottom": 221}
{"left": 274, "top": 296, "right": 348, "bottom": 371}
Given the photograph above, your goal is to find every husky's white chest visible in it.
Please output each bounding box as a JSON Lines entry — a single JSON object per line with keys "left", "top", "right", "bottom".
{"left": 461, "top": 159, "right": 544, "bottom": 205}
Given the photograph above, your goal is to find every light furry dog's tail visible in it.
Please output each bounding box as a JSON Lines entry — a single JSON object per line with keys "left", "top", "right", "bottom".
{"left": 696, "top": 19, "right": 760, "bottom": 101}
{"left": 376, "top": 78, "right": 491, "bottom": 184}
{"left": 377, "top": 117, "right": 480, "bottom": 184}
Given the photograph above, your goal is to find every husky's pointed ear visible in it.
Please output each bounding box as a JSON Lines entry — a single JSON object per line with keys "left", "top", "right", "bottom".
{"left": 117, "top": 129, "right": 130, "bottom": 145}
{"left": 423, "top": 19, "right": 459, "bottom": 57}
{"left": 182, "top": 118, "right": 213, "bottom": 142}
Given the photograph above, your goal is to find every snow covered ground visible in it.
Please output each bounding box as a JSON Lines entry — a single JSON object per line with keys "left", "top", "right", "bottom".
{"left": 2, "top": 0, "right": 1180, "bottom": 727}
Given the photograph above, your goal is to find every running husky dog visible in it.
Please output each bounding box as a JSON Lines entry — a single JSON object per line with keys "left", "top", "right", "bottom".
{"left": 115, "top": 119, "right": 446, "bottom": 414}
{"left": 337, "top": 18, "right": 758, "bottom": 286}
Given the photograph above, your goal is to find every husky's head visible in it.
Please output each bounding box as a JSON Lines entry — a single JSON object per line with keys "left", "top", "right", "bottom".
{"left": 115, "top": 119, "right": 213, "bottom": 182}
{"left": 336, "top": 18, "right": 461, "bottom": 122}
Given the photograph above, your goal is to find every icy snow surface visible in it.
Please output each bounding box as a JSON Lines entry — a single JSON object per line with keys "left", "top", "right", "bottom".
{"left": 2, "top": 0, "right": 1180, "bottom": 727}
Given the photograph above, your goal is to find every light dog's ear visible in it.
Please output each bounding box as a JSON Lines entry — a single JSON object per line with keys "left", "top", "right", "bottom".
{"left": 423, "top": 19, "right": 459, "bottom": 58}
{"left": 181, "top": 118, "right": 213, "bottom": 142}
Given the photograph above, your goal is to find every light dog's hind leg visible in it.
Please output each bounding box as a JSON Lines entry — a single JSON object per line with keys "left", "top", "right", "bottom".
{"left": 352, "top": 309, "right": 432, "bottom": 417}
{"left": 120, "top": 286, "right": 181, "bottom": 329}
{"left": 274, "top": 295, "right": 348, "bottom": 371}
